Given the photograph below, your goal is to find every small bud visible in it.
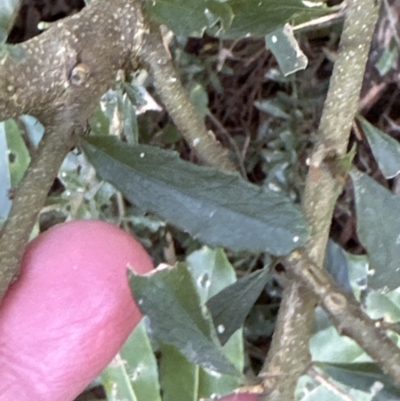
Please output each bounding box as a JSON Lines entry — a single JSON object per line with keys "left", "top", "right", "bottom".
{"left": 69, "top": 63, "right": 90, "bottom": 86}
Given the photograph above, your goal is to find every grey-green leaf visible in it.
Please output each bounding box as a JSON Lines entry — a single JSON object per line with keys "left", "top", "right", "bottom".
{"left": 316, "top": 362, "right": 400, "bottom": 401}
{"left": 145, "top": 0, "right": 212, "bottom": 37}
{"left": 0, "top": 121, "right": 11, "bottom": 220}
{"left": 5, "top": 118, "right": 30, "bottom": 186}
{"left": 207, "top": 267, "right": 271, "bottom": 345}
{"left": 265, "top": 24, "right": 307, "bottom": 76}
{"left": 144, "top": 0, "right": 330, "bottom": 39}
{"left": 101, "top": 321, "right": 162, "bottom": 401}
{"left": 81, "top": 136, "right": 308, "bottom": 256}
{"left": 0, "top": 0, "right": 19, "bottom": 43}
{"left": 128, "top": 264, "right": 240, "bottom": 376}
{"left": 358, "top": 115, "right": 400, "bottom": 179}
{"left": 220, "top": 0, "right": 330, "bottom": 39}
{"left": 350, "top": 169, "right": 400, "bottom": 290}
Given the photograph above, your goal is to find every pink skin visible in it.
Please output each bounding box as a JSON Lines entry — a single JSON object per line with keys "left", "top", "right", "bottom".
{"left": 0, "top": 220, "right": 154, "bottom": 401}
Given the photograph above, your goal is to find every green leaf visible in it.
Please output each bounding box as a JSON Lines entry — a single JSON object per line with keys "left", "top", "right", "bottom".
{"left": 221, "top": 0, "right": 330, "bottom": 39}
{"left": 123, "top": 82, "right": 146, "bottom": 108}
{"left": 187, "top": 248, "right": 238, "bottom": 303}
{"left": 358, "top": 116, "right": 400, "bottom": 179}
{"left": 5, "top": 119, "right": 30, "bottom": 186}
{"left": 310, "top": 325, "right": 364, "bottom": 364}
{"left": 160, "top": 249, "right": 246, "bottom": 401}
{"left": 101, "top": 358, "right": 138, "bottom": 401}
{"left": 189, "top": 83, "right": 209, "bottom": 119}
{"left": 160, "top": 342, "right": 243, "bottom": 401}
{"left": 20, "top": 115, "right": 44, "bottom": 147}
{"left": 206, "top": 1, "right": 234, "bottom": 37}
{"left": 298, "top": 384, "right": 361, "bottom": 401}
{"left": 128, "top": 264, "right": 240, "bottom": 376}
{"left": 0, "top": 0, "right": 19, "bottom": 43}
{"left": 265, "top": 24, "right": 308, "bottom": 76}
{"left": 145, "top": 0, "right": 212, "bottom": 37}
{"left": 145, "top": 0, "right": 331, "bottom": 39}
{"left": 254, "top": 99, "right": 290, "bottom": 120}
{"left": 375, "top": 45, "right": 398, "bottom": 76}
{"left": 81, "top": 136, "right": 308, "bottom": 256}
{"left": 0, "top": 118, "right": 30, "bottom": 221}
{"left": 365, "top": 290, "right": 400, "bottom": 322}
{"left": 324, "top": 240, "right": 352, "bottom": 294}
{"left": 345, "top": 252, "right": 369, "bottom": 299}
{"left": 186, "top": 248, "right": 245, "bottom": 396}
{"left": 207, "top": 267, "right": 271, "bottom": 345}
{"left": 316, "top": 362, "right": 400, "bottom": 400}
{"left": 350, "top": 170, "right": 400, "bottom": 290}
{"left": 158, "top": 123, "right": 182, "bottom": 145}
{"left": 0, "top": 121, "right": 11, "bottom": 220}
{"left": 89, "top": 107, "right": 111, "bottom": 136}
{"left": 101, "top": 321, "right": 162, "bottom": 401}
{"left": 159, "top": 344, "right": 201, "bottom": 401}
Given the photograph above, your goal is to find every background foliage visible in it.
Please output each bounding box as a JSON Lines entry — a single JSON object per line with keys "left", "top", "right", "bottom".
{"left": 1, "top": 0, "right": 400, "bottom": 400}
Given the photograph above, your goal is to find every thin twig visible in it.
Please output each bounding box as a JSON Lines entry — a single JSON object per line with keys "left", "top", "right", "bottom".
{"left": 207, "top": 112, "right": 247, "bottom": 176}
{"left": 140, "top": 24, "right": 237, "bottom": 173}
{"left": 287, "top": 251, "right": 400, "bottom": 386}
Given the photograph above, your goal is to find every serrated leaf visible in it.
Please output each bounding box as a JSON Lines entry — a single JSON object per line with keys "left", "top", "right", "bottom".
{"left": 350, "top": 169, "right": 400, "bottom": 290}
{"left": 316, "top": 362, "right": 400, "bottom": 400}
{"left": 128, "top": 264, "right": 240, "bottom": 376}
{"left": 206, "top": 267, "right": 270, "bottom": 345}
{"left": 358, "top": 115, "right": 400, "bottom": 179}
{"left": 81, "top": 136, "right": 308, "bottom": 256}
{"left": 265, "top": 24, "right": 307, "bottom": 76}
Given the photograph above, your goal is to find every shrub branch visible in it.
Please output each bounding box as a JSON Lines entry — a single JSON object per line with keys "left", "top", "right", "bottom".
{"left": 140, "top": 23, "right": 237, "bottom": 172}
{"left": 260, "top": 0, "right": 384, "bottom": 398}
{"left": 0, "top": 0, "right": 146, "bottom": 300}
